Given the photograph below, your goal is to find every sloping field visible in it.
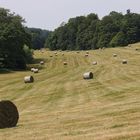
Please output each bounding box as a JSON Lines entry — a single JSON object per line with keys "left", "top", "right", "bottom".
{"left": 0, "top": 43, "right": 140, "bottom": 140}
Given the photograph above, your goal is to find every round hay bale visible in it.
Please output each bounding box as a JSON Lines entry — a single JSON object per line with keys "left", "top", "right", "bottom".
{"left": 86, "top": 51, "right": 89, "bottom": 54}
{"left": 54, "top": 52, "right": 57, "bottom": 54}
{"left": 33, "top": 68, "right": 39, "bottom": 73}
{"left": 40, "top": 61, "right": 44, "bottom": 65}
{"left": 83, "top": 72, "right": 93, "bottom": 79}
{"left": 85, "top": 54, "right": 89, "bottom": 57}
{"left": 0, "top": 100, "right": 19, "bottom": 129}
{"left": 92, "top": 61, "right": 97, "bottom": 65}
{"left": 62, "top": 53, "right": 64, "bottom": 56}
{"left": 113, "top": 54, "right": 117, "bottom": 57}
{"left": 31, "top": 68, "right": 35, "bottom": 72}
{"left": 55, "top": 54, "right": 58, "bottom": 56}
{"left": 122, "top": 59, "right": 127, "bottom": 64}
{"left": 24, "top": 76, "right": 34, "bottom": 83}
{"left": 77, "top": 51, "right": 80, "bottom": 53}
{"left": 63, "top": 62, "right": 67, "bottom": 65}
{"left": 50, "top": 55, "right": 53, "bottom": 57}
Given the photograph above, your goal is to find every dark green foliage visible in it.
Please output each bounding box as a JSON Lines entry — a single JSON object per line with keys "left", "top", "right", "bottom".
{"left": 23, "top": 45, "right": 33, "bottom": 63}
{"left": 45, "top": 11, "right": 140, "bottom": 50}
{"left": 27, "top": 28, "right": 51, "bottom": 50}
{"left": 0, "top": 8, "right": 32, "bottom": 69}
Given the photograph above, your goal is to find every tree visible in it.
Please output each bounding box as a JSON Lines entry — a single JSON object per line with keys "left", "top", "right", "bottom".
{"left": 0, "top": 8, "right": 32, "bottom": 69}
{"left": 45, "top": 11, "right": 140, "bottom": 50}
{"left": 27, "top": 28, "right": 51, "bottom": 50}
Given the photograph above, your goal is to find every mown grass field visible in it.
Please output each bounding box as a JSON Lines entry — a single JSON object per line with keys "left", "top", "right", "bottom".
{"left": 0, "top": 43, "right": 140, "bottom": 140}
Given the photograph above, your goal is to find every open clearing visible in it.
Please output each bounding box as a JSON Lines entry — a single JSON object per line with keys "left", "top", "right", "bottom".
{"left": 0, "top": 43, "right": 140, "bottom": 140}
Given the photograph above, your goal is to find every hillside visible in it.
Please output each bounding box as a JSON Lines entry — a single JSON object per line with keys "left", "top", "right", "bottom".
{"left": 0, "top": 43, "right": 140, "bottom": 140}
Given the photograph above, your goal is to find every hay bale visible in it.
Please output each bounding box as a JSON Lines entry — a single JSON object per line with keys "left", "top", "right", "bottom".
{"left": 77, "top": 51, "right": 80, "bottom": 53}
{"left": 55, "top": 54, "right": 58, "bottom": 56}
{"left": 0, "top": 100, "right": 19, "bottom": 129}
{"left": 40, "top": 61, "right": 44, "bottom": 65}
{"left": 63, "top": 62, "right": 67, "bottom": 65}
{"left": 33, "top": 68, "right": 39, "bottom": 73}
{"left": 83, "top": 72, "right": 93, "bottom": 79}
{"left": 24, "top": 76, "right": 34, "bottom": 83}
{"left": 54, "top": 52, "right": 57, "bottom": 54}
{"left": 85, "top": 54, "right": 89, "bottom": 57}
{"left": 62, "top": 53, "right": 64, "bottom": 56}
{"left": 92, "top": 61, "right": 97, "bottom": 65}
{"left": 50, "top": 55, "right": 53, "bottom": 57}
{"left": 31, "top": 68, "right": 39, "bottom": 73}
{"left": 31, "top": 68, "right": 35, "bottom": 72}
{"left": 122, "top": 59, "right": 127, "bottom": 64}
{"left": 113, "top": 54, "right": 117, "bottom": 57}
{"left": 86, "top": 51, "right": 89, "bottom": 54}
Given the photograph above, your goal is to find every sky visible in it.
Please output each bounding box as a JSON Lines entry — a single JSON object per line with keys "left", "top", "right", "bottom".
{"left": 0, "top": 0, "right": 140, "bottom": 30}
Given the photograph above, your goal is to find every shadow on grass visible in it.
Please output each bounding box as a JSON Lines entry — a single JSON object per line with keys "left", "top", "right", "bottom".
{"left": 26, "top": 58, "right": 46, "bottom": 71}
{"left": 0, "top": 58, "right": 46, "bottom": 73}
{"left": 0, "top": 68, "right": 13, "bottom": 74}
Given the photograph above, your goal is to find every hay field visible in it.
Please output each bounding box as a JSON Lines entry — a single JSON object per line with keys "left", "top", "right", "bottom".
{"left": 0, "top": 43, "right": 140, "bottom": 140}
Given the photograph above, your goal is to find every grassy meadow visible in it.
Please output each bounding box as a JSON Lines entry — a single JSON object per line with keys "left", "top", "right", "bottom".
{"left": 0, "top": 43, "right": 140, "bottom": 140}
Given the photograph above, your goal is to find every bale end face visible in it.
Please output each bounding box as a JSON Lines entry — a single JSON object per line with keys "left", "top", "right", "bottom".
{"left": 0, "top": 100, "right": 19, "bottom": 129}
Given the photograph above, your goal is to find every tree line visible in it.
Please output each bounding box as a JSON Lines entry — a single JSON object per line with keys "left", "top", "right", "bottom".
{"left": 0, "top": 8, "right": 50, "bottom": 70}
{"left": 0, "top": 7, "right": 140, "bottom": 70}
{"left": 45, "top": 10, "right": 140, "bottom": 50}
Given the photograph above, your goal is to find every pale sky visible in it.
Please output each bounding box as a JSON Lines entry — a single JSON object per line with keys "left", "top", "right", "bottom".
{"left": 0, "top": 0, "right": 140, "bottom": 30}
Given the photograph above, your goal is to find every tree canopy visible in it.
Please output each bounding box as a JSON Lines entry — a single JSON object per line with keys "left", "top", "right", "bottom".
{"left": 45, "top": 11, "right": 140, "bottom": 50}
{"left": 0, "top": 8, "right": 32, "bottom": 69}
{"left": 27, "top": 28, "right": 51, "bottom": 50}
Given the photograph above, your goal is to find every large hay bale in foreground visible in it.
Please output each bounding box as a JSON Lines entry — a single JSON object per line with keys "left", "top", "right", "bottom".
{"left": 122, "top": 59, "right": 127, "bottom": 64}
{"left": 24, "top": 76, "right": 34, "bottom": 83}
{"left": 0, "top": 100, "right": 19, "bottom": 129}
{"left": 83, "top": 72, "right": 93, "bottom": 79}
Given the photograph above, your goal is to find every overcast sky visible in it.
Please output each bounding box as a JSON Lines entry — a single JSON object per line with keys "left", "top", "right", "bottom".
{"left": 0, "top": 0, "right": 140, "bottom": 30}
